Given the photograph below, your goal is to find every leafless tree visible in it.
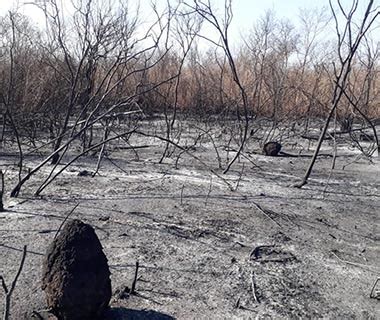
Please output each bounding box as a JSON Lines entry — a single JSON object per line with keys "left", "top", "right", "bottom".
{"left": 9, "top": 0, "right": 180, "bottom": 197}
{"left": 185, "top": 0, "right": 251, "bottom": 174}
{"left": 296, "top": 0, "right": 380, "bottom": 188}
{"left": 1, "top": 0, "right": 379, "bottom": 197}
{"left": 159, "top": 2, "right": 202, "bottom": 163}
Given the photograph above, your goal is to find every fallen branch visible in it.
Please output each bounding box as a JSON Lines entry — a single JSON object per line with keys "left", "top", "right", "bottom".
{"left": 250, "top": 272, "right": 260, "bottom": 303}
{"left": 331, "top": 250, "right": 379, "bottom": 274}
{"left": 249, "top": 201, "right": 282, "bottom": 228}
{"left": 249, "top": 245, "right": 275, "bottom": 260}
{"left": 34, "top": 129, "right": 137, "bottom": 196}
{"left": 369, "top": 278, "right": 379, "bottom": 300}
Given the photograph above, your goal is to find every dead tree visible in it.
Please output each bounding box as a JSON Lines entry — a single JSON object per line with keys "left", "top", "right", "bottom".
{"left": 185, "top": 0, "right": 251, "bottom": 174}
{"left": 344, "top": 37, "right": 380, "bottom": 155}
{"left": 296, "top": 0, "right": 380, "bottom": 188}
{"left": 1, "top": 12, "right": 24, "bottom": 191}
{"left": 159, "top": 3, "right": 201, "bottom": 163}
{"left": 9, "top": 0, "right": 179, "bottom": 197}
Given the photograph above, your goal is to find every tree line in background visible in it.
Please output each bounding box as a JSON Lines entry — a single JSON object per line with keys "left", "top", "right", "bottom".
{"left": 0, "top": 0, "right": 379, "bottom": 198}
{"left": 1, "top": 1, "right": 379, "bottom": 129}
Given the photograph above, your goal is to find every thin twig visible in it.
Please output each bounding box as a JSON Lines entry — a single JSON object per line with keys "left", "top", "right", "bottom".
{"left": 249, "top": 201, "right": 282, "bottom": 228}
{"left": 54, "top": 203, "right": 80, "bottom": 239}
{"left": 331, "top": 251, "right": 379, "bottom": 274}
{"left": 1, "top": 245, "right": 27, "bottom": 320}
{"left": 0, "top": 276, "right": 8, "bottom": 295}
{"left": 233, "top": 163, "right": 245, "bottom": 191}
{"left": 205, "top": 176, "right": 213, "bottom": 206}
{"left": 180, "top": 184, "right": 184, "bottom": 206}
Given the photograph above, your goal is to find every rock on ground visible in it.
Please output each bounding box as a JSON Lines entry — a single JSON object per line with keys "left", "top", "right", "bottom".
{"left": 263, "top": 141, "right": 282, "bottom": 156}
{"left": 41, "top": 219, "right": 112, "bottom": 320}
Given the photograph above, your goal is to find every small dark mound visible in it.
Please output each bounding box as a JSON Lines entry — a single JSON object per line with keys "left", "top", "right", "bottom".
{"left": 42, "top": 219, "right": 112, "bottom": 320}
{"left": 263, "top": 141, "right": 282, "bottom": 156}
{"left": 78, "top": 170, "right": 92, "bottom": 176}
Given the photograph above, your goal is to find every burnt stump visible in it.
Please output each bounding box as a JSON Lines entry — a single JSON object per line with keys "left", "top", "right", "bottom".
{"left": 263, "top": 141, "right": 282, "bottom": 156}
{"left": 42, "top": 219, "right": 112, "bottom": 320}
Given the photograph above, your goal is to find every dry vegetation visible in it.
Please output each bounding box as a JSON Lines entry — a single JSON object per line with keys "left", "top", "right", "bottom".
{"left": 0, "top": 0, "right": 379, "bottom": 319}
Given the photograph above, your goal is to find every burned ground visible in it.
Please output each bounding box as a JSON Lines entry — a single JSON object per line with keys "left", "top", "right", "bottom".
{"left": 0, "top": 120, "right": 379, "bottom": 319}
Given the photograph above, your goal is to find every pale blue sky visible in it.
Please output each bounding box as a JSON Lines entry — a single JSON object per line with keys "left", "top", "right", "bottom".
{"left": 232, "top": 0, "right": 325, "bottom": 28}
{"left": 0, "top": 0, "right": 378, "bottom": 44}
{"left": 0, "top": 0, "right": 328, "bottom": 28}
{"left": 229, "top": 0, "right": 327, "bottom": 40}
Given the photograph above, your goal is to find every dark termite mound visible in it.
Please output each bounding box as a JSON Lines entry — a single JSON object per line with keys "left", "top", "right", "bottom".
{"left": 42, "top": 219, "right": 112, "bottom": 320}
{"left": 263, "top": 141, "right": 282, "bottom": 156}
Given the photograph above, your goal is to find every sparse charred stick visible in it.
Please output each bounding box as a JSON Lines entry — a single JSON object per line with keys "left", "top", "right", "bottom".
{"left": 1, "top": 245, "right": 27, "bottom": 320}
{"left": 0, "top": 170, "right": 4, "bottom": 212}
{"left": 233, "top": 163, "right": 245, "bottom": 192}
{"left": 180, "top": 184, "right": 185, "bottom": 206}
{"left": 131, "top": 261, "right": 139, "bottom": 294}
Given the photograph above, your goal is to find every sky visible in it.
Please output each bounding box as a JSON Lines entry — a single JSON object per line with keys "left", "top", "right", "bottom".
{"left": 232, "top": 0, "right": 326, "bottom": 33}
{"left": 0, "top": 0, "right": 378, "bottom": 46}
{"left": 0, "top": 0, "right": 323, "bottom": 16}
{"left": 0, "top": 0, "right": 328, "bottom": 31}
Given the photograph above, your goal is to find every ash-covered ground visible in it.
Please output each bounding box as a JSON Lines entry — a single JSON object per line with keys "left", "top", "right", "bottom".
{"left": 1, "top": 119, "right": 379, "bottom": 319}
